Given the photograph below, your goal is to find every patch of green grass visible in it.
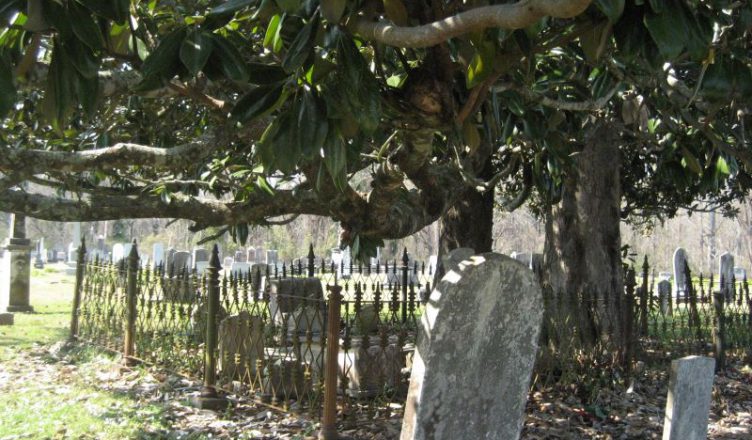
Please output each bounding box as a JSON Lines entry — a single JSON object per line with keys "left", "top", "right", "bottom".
{"left": 0, "top": 301, "right": 71, "bottom": 362}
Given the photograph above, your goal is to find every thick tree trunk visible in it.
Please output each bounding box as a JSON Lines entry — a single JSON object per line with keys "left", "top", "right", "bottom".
{"left": 542, "top": 122, "right": 626, "bottom": 361}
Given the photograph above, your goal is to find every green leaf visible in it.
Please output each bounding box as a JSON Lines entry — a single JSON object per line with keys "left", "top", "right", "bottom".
{"left": 180, "top": 30, "right": 213, "bottom": 76}
{"left": 67, "top": 0, "right": 104, "bottom": 51}
{"left": 282, "top": 14, "right": 318, "bottom": 73}
{"left": 61, "top": 39, "right": 99, "bottom": 79}
{"left": 231, "top": 83, "right": 285, "bottom": 123}
{"left": 323, "top": 129, "right": 347, "bottom": 190}
{"left": 73, "top": 67, "right": 100, "bottom": 117}
{"left": 247, "top": 62, "right": 289, "bottom": 84}
{"left": 580, "top": 21, "right": 609, "bottom": 63}
{"left": 264, "top": 14, "right": 284, "bottom": 53}
{"left": 594, "top": 0, "right": 624, "bottom": 23}
{"left": 41, "top": 42, "right": 75, "bottom": 126}
{"left": 644, "top": 4, "right": 689, "bottom": 60}
{"left": 42, "top": 1, "right": 73, "bottom": 40}
{"left": 297, "top": 89, "right": 325, "bottom": 158}
{"left": 209, "top": 34, "right": 250, "bottom": 82}
{"left": 716, "top": 155, "right": 730, "bottom": 176}
{"left": 0, "top": 56, "right": 16, "bottom": 118}
{"left": 466, "top": 44, "right": 494, "bottom": 89}
{"left": 139, "top": 27, "right": 187, "bottom": 88}
{"left": 321, "top": 0, "right": 346, "bottom": 23}
{"left": 208, "top": 0, "right": 256, "bottom": 17}
{"left": 680, "top": 147, "right": 702, "bottom": 174}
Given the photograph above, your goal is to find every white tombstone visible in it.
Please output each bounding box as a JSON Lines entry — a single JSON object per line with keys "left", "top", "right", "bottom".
{"left": 230, "top": 262, "right": 251, "bottom": 276}
{"left": 341, "top": 246, "right": 352, "bottom": 278}
{"left": 111, "top": 243, "right": 125, "bottom": 263}
{"left": 719, "top": 252, "right": 734, "bottom": 299}
{"left": 672, "top": 247, "right": 689, "bottom": 299}
{"left": 123, "top": 243, "right": 133, "bottom": 261}
{"left": 428, "top": 255, "right": 438, "bottom": 275}
{"left": 152, "top": 243, "right": 165, "bottom": 267}
{"left": 662, "top": 356, "right": 715, "bottom": 440}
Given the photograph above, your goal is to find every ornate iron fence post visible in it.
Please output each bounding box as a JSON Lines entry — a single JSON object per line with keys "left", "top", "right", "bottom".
{"left": 69, "top": 237, "right": 87, "bottom": 341}
{"left": 308, "top": 244, "right": 315, "bottom": 278}
{"left": 624, "top": 268, "right": 636, "bottom": 374}
{"left": 640, "top": 256, "right": 649, "bottom": 336}
{"left": 401, "top": 248, "right": 408, "bottom": 324}
{"left": 123, "top": 239, "right": 139, "bottom": 366}
{"left": 191, "top": 244, "right": 229, "bottom": 409}
{"left": 713, "top": 291, "right": 726, "bottom": 371}
{"left": 319, "top": 282, "right": 342, "bottom": 440}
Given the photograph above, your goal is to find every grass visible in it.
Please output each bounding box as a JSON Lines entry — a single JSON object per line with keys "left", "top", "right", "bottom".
{"left": 0, "top": 265, "right": 173, "bottom": 440}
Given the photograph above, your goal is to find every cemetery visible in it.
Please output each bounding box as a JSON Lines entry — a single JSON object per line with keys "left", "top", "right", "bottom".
{"left": 1, "top": 0, "right": 752, "bottom": 439}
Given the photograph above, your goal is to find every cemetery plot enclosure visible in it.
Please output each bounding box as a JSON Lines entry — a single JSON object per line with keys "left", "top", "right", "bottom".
{"left": 73, "top": 245, "right": 432, "bottom": 416}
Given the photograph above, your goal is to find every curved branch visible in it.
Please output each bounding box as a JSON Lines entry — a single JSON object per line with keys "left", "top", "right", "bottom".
{"left": 351, "top": 0, "right": 592, "bottom": 48}
{"left": 0, "top": 132, "right": 220, "bottom": 175}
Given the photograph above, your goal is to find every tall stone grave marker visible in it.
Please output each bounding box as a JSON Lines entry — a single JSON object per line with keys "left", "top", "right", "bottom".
{"left": 193, "top": 247, "right": 209, "bottom": 273}
{"left": 266, "top": 249, "right": 278, "bottom": 266}
{"left": 672, "top": 248, "right": 689, "bottom": 300}
{"left": 172, "top": 251, "right": 191, "bottom": 273}
{"left": 1, "top": 214, "right": 33, "bottom": 312}
{"left": 246, "top": 247, "right": 256, "bottom": 264}
{"left": 662, "top": 355, "right": 715, "bottom": 440}
{"left": 165, "top": 248, "right": 176, "bottom": 270}
{"left": 153, "top": 243, "right": 165, "bottom": 268}
{"left": 401, "top": 251, "right": 543, "bottom": 440}
{"left": 111, "top": 243, "right": 125, "bottom": 263}
{"left": 719, "top": 252, "right": 734, "bottom": 300}
{"left": 658, "top": 279, "right": 672, "bottom": 315}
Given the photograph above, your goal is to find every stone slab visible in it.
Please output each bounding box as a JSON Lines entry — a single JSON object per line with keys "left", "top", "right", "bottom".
{"left": 663, "top": 355, "right": 715, "bottom": 440}
{"left": 0, "top": 312, "right": 13, "bottom": 325}
{"left": 401, "top": 251, "right": 543, "bottom": 440}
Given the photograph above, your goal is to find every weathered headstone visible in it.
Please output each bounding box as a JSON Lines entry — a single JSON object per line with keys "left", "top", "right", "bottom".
{"left": 223, "top": 256, "right": 234, "bottom": 268}
{"left": 153, "top": 243, "right": 165, "bottom": 268}
{"left": 33, "top": 240, "right": 44, "bottom": 269}
{"left": 401, "top": 251, "right": 543, "bottom": 440}
{"left": 165, "top": 248, "right": 176, "bottom": 270}
{"left": 662, "top": 355, "right": 715, "bottom": 440}
{"left": 658, "top": 280, "right": 672, "bottom": 315}
{"left": 268, "top": 278, "right": 325, "bottom": 330}
{"left": 672, "top": 248, "right": 689, "bottom": 300}
{"left": 218, "top": 311, "right": 264, "bottom": 380}
{"left": 234, "top": 250, "right": 247, "bottom": 263}
{"left": 67, "top": 242, "right": 78, "bottom": 264}
{"left": 341, "top": 246, "right": 351, "bottom": 279}
{"left": 266, "top": 249, "right": 278, "bottom": 266}
{"left": 339, "top": 340, "right": 404, "bottom": 398}
{"left": 0, "top": 312, "right": 14, "bottom": 325}
{"left": 719, "top": 252, "right": 734, "bottom": 300}
{"left": 193, "top": 247, "right": 209, "bottom": 273}
{"left": 111, "top": 243, "right": 125, "bottom": 263}
{"left": 255, "top": 246, "right": 265, "bottom": 264}
{"left": 230, "top": 261, "right": 251, "bottom": 276}
{"left": 246, "top": 247, "right": 256, "bottom": 264}
{"left": 172, "top": 251, "right": 191, "bottom": 272}
{"left": 1, "top": 214, "right": 33, "bottom": 313}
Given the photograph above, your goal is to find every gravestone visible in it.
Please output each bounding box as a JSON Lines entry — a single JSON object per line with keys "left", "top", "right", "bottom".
{"left": 234, "top": 250, "right": 247, "bottom": 263}
{"left": 1, "top": 214, "right": 33, "bottom": 313}
{"left": 67, "top": 242, "right": 78, "bottom": 263}
{"left": 218, "top": 311, "right": 264, "bottom": 380}
{"left": 230, "top": 262, "right": 251, "bottom": 276}
{"left": 153, "top": 243, "right": 165, "bottom": 268}
{"left": 123, "top": 243, "right": 132, "bottom": 261}
{"left": 193, "top": 247, "right": 209, "bottom": 273}
{"left": 246, "top": 247, "right": 256, "bottom": 264}
{"left": 341, "top": 246, "right": 352, "bottom": 279}
{"left": 266, "top": 249, "right": 278, "bottom": 266}
{"left": 165, "top": 248, "right": 176, "bottom": 270}
{"left": 172, "top": 251, "right": 192, "bottom": 273}
{"left": 719, "top": 252, "right": 734, "bottom": 301}
{"left": 255, "top": 246, "right": 265, "bottom": 264}
{"left": 339, "top": 340, "right": 404, "bottom": 398}
{"left": 111, "top": 243, "right": 125, "bottom": 263}
{"left": 0, "top": 312, "right": 13, "bottom": 325}
{"left": 662, "top": 355, "right": 715, "bottom": 440}
{"left": 658, "top": 280, "right": 672, "bottom": 315}
{"left": 401, "top": 251, "right": 542, "bottom": 440}
{"left": 249, "top": 263, "right": 267, "bottom": 294}
{"left": 223, "top": 256, "right": 234, "bottom": 268}
{"left": 511, "top": 251, "right": 532, "bottom": 268}
{"left": 672, "top": 248, "right": 689, "bottom": 300}
{"left": 268, "top": 278, "right": 325, "bottom": 330}
{"left": 33, "top": 240, "right": 44, "bottom": 269}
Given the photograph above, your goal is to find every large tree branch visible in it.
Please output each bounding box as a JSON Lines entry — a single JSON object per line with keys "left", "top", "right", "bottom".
{"left": 0, "top": 188, "right": 328, "bottom": 225}
{"left": 0, "top": 132, "right": 220, "bottom": 175}
{"left": 351, "top": 0, "right": 592, "bottom": 48}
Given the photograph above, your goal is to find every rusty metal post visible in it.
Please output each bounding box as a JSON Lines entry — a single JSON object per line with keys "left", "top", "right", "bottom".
{"left": 401, "top": 248, "right": 408, "bottom": 324}
{"left": 319, "top": 282, "right": 342, "bottom": 440}
{"left": 713, "top": 291, "right": 726, "bottom": 371}
{"left": 69, "top": 237, "right": 87, "bottom": 341}
{"left": 123, "top": 239, "right": 139, "bottom": 366}
{"left": 191, "top": 244, "right": 229, "bottom": 410}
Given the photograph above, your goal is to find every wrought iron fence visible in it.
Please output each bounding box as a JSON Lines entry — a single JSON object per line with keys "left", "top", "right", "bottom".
{"left": 72, "top": 240, "right": 433, "bottom": 419}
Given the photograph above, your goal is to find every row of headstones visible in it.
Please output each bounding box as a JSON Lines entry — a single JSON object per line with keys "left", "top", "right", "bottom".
{"left": 670, "top": 247, "right": 744, "bottom": 295}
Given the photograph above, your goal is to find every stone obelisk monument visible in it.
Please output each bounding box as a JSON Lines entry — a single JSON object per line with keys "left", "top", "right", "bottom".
{"left": 1, "top": 214, "right": 34, "bottom": 313}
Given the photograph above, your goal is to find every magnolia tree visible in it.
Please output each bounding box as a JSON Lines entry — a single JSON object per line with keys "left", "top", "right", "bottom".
{"left": 0, "top": 0, "right": 750, "bottom": 354}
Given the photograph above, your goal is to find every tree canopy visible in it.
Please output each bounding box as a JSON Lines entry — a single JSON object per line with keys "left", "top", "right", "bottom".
{"left": 0, "top": 0, "right": 750, "bottom": 256}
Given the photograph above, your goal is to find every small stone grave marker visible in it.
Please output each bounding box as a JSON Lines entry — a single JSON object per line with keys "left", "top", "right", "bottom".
{"left": 662, "top": 355, "right": 715, "bottom": 440}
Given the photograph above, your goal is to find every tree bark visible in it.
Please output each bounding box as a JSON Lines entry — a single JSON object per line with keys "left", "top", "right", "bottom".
{"left": 542, "top": 121, "right": 626, "bottom": 361}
